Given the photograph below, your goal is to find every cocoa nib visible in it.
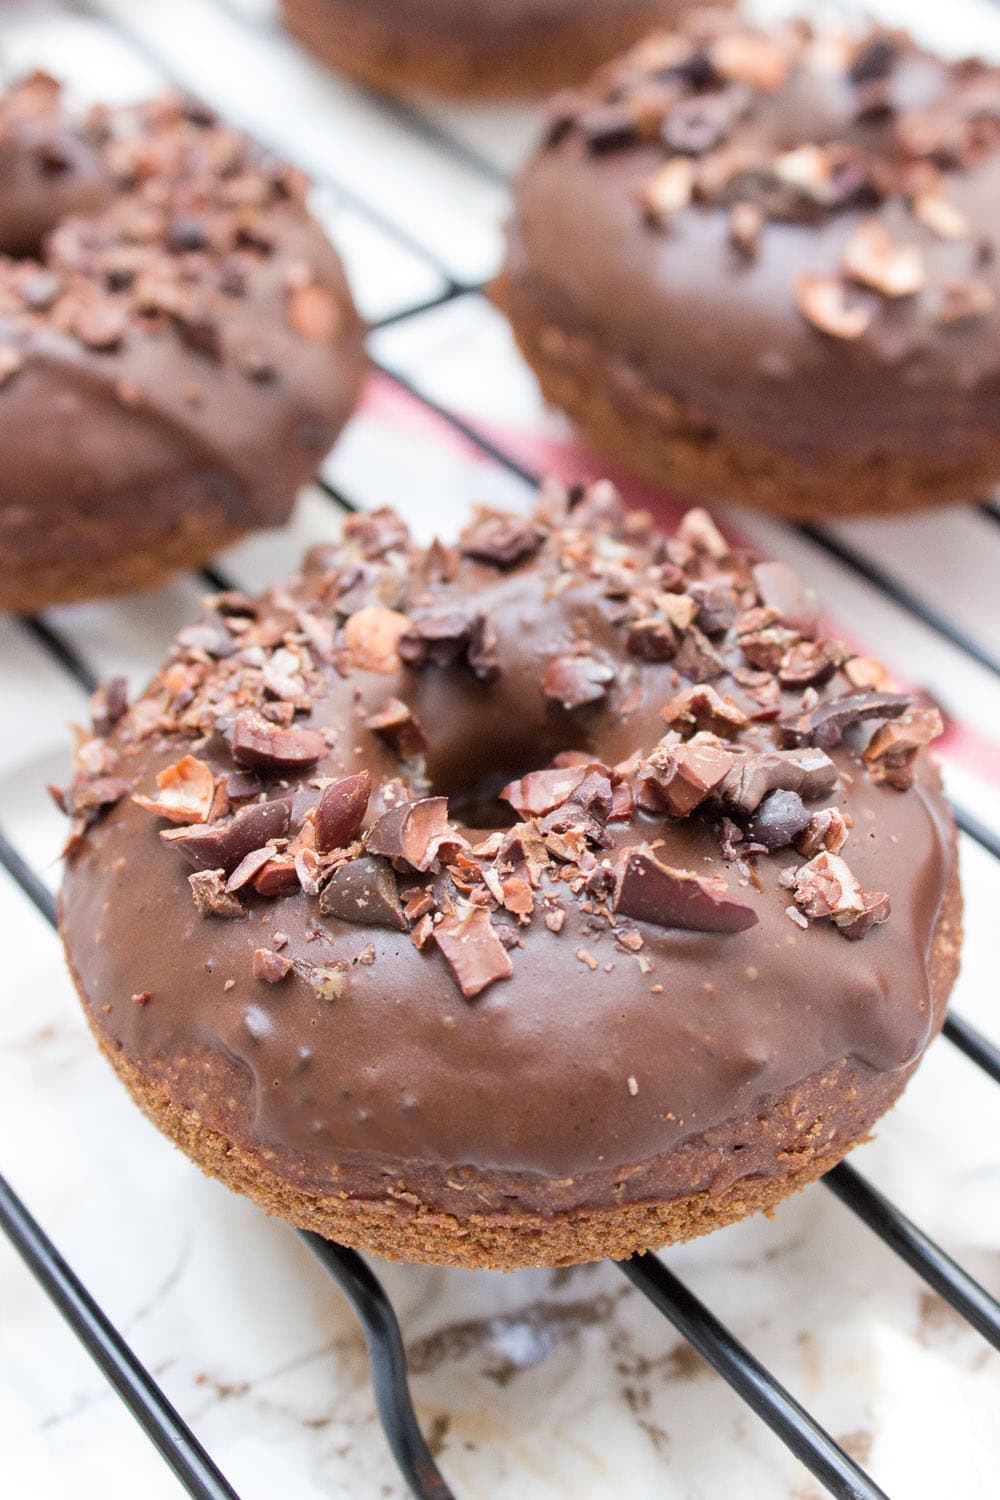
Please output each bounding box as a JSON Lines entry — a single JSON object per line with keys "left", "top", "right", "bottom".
{"left": 635, "top": 738, "right": 735, "bottom": 816}
{"left": 626, "top": 616, "right": 677, "bottom": 661}
{"left": 661, "top": 683, "right": 748, "bottom": 736}
{"left": 366, "top": 797, "right": 466, "bottom": 872}
{"left": 542, "top": 653, "right": 615, "bottom": 709}
{"left": 398, "top": 610, "right": 499, "bottom": 682}
{"left": 315, "top": 771, "right": 371, "bottom": 852}
{"left": 792, "top": 852, "right": 891, "bottom": 940}
{"left": 230, "top": 711, "right": 326, "bottom": 771}
{"left": 719, "top": 747, "right": 838, "bottom": 815}
{"left": 613, "top": 846, "right": 758, "bottom": 933}
{"left": 780, "top": 690, "right": 912, "bottom": 749}
{"left": 252, "top": 947, "right": 293, "bottom": 983}
{"left": 751, "top": 562, "right": 819, "bottom": 637}
{"left": 433, "top": 903, "right": 513, "bottom": 998}
{"left": 746, "top": 789, "right": 811, "bottom": 850}
{"left": 863, "top": 707, "right": 943, "bottom": 789}
{"left": 89, "top": 675, "right": 128, "bottom": 736}
{"left": 161, "top": 797, "right": 291, "bottom": 873}
{"left": 319, "top": 855, "right": 406, "bottom": 930}
{"left": 460, "top": 512, "right": 544, "bottom": 569}
{"left": 364, "top": 698, "right": 426, "bottom": 758}
{"left": 501, "top": 764, "right": 588, "bottom": 817}
{"left": 188, "top": 869, "right": 244, "bottom": 919}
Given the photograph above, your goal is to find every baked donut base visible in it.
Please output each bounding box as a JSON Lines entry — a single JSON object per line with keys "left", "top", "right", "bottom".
{"left": 280, "top": 0, "right": 691, "bottom": 99}
{"left": 3, "top": 515, "right": 251, "bottom": 614}
{"left": 496, "top": 274, "right": 1000, "bottom": 519}
{"left": 65, "top": 866, "right": 961, "bottom": 1270}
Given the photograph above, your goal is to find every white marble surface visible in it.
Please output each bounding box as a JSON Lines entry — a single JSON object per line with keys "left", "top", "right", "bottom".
{"left": 1, "top": 2, "right": 1000, "bottom": 1497}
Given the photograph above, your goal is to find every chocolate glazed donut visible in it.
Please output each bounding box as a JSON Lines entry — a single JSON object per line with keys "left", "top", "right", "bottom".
{"left": 496, "top": 14, "right": 1000, "bottom": 517}
{"left": 57, "top": 485, "right": 960, "bottom": 1269}
{"left": 280, "top": 0, "right": 732, "bottom": 98}
{"left": 0, "top": 76, "right": 366, "bottom": 612}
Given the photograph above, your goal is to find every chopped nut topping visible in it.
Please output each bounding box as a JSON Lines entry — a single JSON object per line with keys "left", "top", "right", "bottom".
{"left": 841, "top": 219, "right": 925, "bottom": 298}
{"left": 133, "top": 755, "right": 215, "bottom": 824}
{"left": 343, "top": 606, "right": 413, "bottom": 674}
{"left": 794, "top": 274, "right": 873, "bottom": 339}
{"left": 637, "top": 158, "right": 695, "bottom": 225}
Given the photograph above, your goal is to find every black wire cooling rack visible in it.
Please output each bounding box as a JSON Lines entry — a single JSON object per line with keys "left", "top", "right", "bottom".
{"left": 2, "top": 2, "right": 1000, "bottom": 1496}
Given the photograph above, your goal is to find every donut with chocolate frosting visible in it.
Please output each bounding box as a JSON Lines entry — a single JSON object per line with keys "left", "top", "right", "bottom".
{"left": 58, "top": 484, "right": 960, "bottom": 1268}
{"left": 496, "top": 14, "right": 1000, "bottom": 517}
{"left": 0, "top": 75, "right": 365, "bottom": 612}
{"left": 280, "top": 0, "right": 729, "bottom": 98}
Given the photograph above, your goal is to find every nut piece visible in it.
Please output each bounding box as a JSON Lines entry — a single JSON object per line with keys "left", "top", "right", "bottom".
{"left": 315, "top": 772, "right": 371, "bottom": 852}
{"left": 842, "top": 219, "right": 925, "bottom": 297}
{"left": 637, "top": 158, "right": 695, "bottom": 226}
{"left": 795, "top": 273, "right": 873, "bottom": 339}
{"left": 132, "top": 755, "right": 215, "bottom": 824}
{"left": 343, "top": 606, "right": 413, "bottom": 674}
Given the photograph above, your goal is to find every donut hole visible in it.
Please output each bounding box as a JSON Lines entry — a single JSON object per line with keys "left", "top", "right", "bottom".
{"left": 447, "top": 767, "right": 525, "bottom": 831}
{"left": 429, "top": 738, "right": 586, "bottom": 831}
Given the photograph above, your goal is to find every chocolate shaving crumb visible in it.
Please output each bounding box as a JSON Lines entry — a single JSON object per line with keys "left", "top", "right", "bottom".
{"left": 230, "top": 711, "right": 326, "bottom": 771}
{"left": 161, "top": 797, "right": 291, "bottom": 873}
{"left": 319, "top": 855, "right": 405, "bottom": 930}
{"left": 780, "top": 689, "right": 912, "bottom": 749}
{"left": 719, "top": 747, "right": 838, "bottom": 814}
{"left": 460, "top": 512, "right": 543, "bottom": 569}
{"left": 862, "top": 706, "right": 944, "bottom": 789}
{"left": 366, "top": 797, "right": 466, "bottom": 872}
{"left": 542, "top": 653, "right": 615, "bottom": 709}
{"left": 253, "top": 947, "right": 293, "bottom": 983}
{"left": 89, "top": 676, "right": 128, "bottom": 736}
{"left": 746, "top": 789, "right": 812, "bottom": 850}
{"left": 364, "top": 698, "right": 426, "bottom": 758}
{"left": 613, "top": 846, "right": 758, "bottom": 933}
{"left": 189, "top": 869, "right": 244, "bottom": 919}
{"left": 433, "top": 903, "right": 513, "bottom": 998}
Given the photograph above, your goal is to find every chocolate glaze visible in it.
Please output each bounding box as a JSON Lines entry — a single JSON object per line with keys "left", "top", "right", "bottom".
{"left": 0, "top": 81, "right": 365, "bottom": 596}
{"left": 59, "top": 489, "right": 956, "bottom": 1199}
{"left": 502, "top": 18, "right": 1000, "bottom": 465}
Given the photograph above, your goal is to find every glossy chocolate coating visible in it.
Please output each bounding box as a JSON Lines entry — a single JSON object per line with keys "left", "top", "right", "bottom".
{"left": 60, "top": 493, "right": 956, "bottom": 1196}
{"left": 0, "top": 81, "right": 365, "bottom": 596}
{"left": 503, "top": 20, "right": 1000, "bottom": 465}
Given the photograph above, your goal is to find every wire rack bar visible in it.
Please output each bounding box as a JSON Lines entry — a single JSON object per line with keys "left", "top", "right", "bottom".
{"left": 0, "top": 1169, "right": 242, "bottom": 1500}
{"left": 301, "top": 1234, "right": 455, "bottom": 1500}
{"left": 2, "top": 6, "right": 999, "bottom": 1499}
{"left": 617, "top": 1252, "right": 890, "bottom": 1500}
{"left": 824, "top": 1161, "right": 1000, "bottom": 1349}
{"left": 942, "top": 1013, "right": 1000, "bottom": 1086}
{"left": 19, "top": 613, "right": 99, "bottom": 694}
